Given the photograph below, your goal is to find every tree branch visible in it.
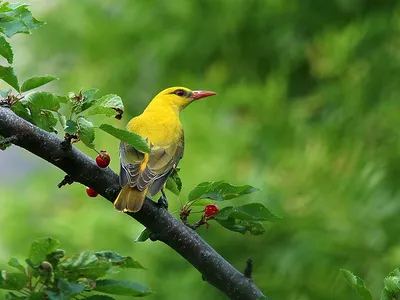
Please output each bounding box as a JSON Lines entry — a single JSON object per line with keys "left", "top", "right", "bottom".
{"left": 0, "top": 107, "right": 266, "bottom": 300}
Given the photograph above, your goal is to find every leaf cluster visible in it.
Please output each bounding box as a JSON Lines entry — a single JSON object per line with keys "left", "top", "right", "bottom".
{"left": 0, "top": 238, "right": 152, "bottom": 299}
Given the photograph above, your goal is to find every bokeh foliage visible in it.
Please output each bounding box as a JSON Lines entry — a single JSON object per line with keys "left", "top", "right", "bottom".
{"left": 1, "top": 0, "right": 400, "bottom": 299}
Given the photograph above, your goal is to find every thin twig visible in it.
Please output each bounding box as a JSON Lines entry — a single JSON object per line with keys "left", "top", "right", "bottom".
{"left": 244, "top": 258, "right": 253, "bottom": 279}
{"left": 0, "top": 135, "right": 17, "bottom": 147}
{"left": 57, "top": 174, "right": 74, "bottom": 188}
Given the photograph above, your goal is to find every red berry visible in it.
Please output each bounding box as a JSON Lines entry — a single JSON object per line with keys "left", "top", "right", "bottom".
{"left": 86, "top": 187, "right": 98, "bottom": 197}
{"left": 96, "top": 150, "right": 110, "bottom": 168}
{"left": 204, "top": 204, "right": 219, "bottom": 216}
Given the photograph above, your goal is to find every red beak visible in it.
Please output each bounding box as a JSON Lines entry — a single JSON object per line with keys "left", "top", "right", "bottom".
{"left": 191, "top": 90, "right": 217, "bottom": 100}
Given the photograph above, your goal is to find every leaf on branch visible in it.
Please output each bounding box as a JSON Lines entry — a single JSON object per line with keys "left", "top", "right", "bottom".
{"left": 20, "top": 75, "right": 58, "bottom": 92}
{"left": 77, "top": 117, "right": 95, "bottom": 148}
{"left": 341, "top": 269, "right": 372, "bottom": 300}
{"left": 0, "top": 2, "right": 45, "bottom": 38}
{"left": 24, "top": 91, "right": 60, "bottom": 112}
{"left": 7, "top": 258, "right": 25, "bottom": 273}
{"left": 93, "top": 279, "right": 153, "bottom": 297}
{"left": 59, "top": 251, "right": 111, "bottom": 280}
{"left": 28, "top": 237, "right": 61, "bottom": 267}
{"left": 0, "top": 136, "right": 12, "bottom": 150}
{"left": 57, "top": 278, "right": 85, "bottom": 298}
{"left": 11, "top": 102, "right": 31, "bottom": 122}
{"left": 135, "top": 228, "right": 151, "bottom": 243}
{"left": 166, "top": 171, "right": 182, "bottom": 196}
{"left": 95, "top": 251, "right": 145, "bottom": 270}
{"left": 188, "top": 181, "right": 260, "bottom": 202}
{"left": 99, "top": 124, "right": 150, "bottom": 153}
{"left": 0, "top": 65, "right": 19, "bottom": 91}
{"left": 84, "top": 94, "right": 124, "bottom": 119}
{"left": 0, "top": 35, "right": 13, "bottom": 64}
{"left": 0, "top": 271, "right": 28, "bottom": 291}
{"left": 64, "top": 119, "right": 77, "bottom": 135}
{"left": 214, "top": 203, "right": 280, "bottom": 235}
{"left": 80, "top": 88, "right": 99, "bottom": 112}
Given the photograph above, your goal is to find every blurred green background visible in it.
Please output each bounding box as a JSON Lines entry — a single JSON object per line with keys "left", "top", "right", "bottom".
{"left": 1, "top": 0, "right": 400, "bottom": 299}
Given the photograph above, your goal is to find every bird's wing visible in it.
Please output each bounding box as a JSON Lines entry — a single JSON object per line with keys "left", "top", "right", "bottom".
{"left": 119, "top": 133, "right": 184, "bottom": 194}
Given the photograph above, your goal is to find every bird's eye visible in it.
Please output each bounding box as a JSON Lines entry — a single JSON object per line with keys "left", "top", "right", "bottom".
{"left": 175, "top": 89, "right": 185, "bottom": 97}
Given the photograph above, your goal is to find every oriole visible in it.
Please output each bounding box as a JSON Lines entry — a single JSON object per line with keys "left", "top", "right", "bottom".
{"left": 114, "top": 87, "right": 217, "bottom": 212}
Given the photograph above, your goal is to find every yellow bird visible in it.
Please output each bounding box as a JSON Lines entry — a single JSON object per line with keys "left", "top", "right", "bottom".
{"left": 114, "top": 87, "right": 217, "bottom": 212}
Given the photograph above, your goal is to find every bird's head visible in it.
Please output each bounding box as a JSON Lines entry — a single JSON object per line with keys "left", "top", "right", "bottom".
{"left": 150, "top": 86, "right": 217, "bottom": 111}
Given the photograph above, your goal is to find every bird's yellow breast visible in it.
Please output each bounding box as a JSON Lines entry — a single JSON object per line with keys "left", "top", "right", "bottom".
{"left": 127, "top": 110, "right": 183, "bottom": 147}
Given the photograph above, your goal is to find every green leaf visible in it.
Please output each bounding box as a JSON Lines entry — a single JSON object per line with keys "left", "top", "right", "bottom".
{"left": 99, "top": 124, "right": 150, "bottom": 153}
{"left": 30, "top": 109, "right": 58, "bottom": 133}
{"left": 27, "top": 292, "right": 46, "bottom": 300}
{"left": 0, "top": 136, "right": 12, "bottom": 150}
{"left": 166, "top": 171, "right": 182, "bottom": 196}
{"left": 5, "top": 292, "right": 21, "bottom": 299}
{"left": 0, "top": 35, "right": 13, "bottom": 63}
{"left": 0, "top": 3, "right": 45, "bottom": 38}
{"left": 80, "top": 88, "right": 99, "bottom": 112}
{"left": 59, "top": 251, "right": 111, "bottom": 280}
{"left": 341, "top": 269, "right": 372, "bottom": 300}
{"left": 84, "top": 94, "right": 124, "bottom": 118}
{"left": 215, "top": 203, "right": 281, "bottom": 222}
{"left": 64, "top": 119, "right": 77, "bottom": 134}
{"left": 57, "top": 278, "right": 85, "bottom": 298}
{"left": 7, "top": 258, "right": 25, "bottom": 273}
{"left": 94, "top": 279, "right": 153, "bottom": 297}
{"left": 0, "top": 88, "right": 11, "bottom": 97}
{"left": 0, "top": 65, "right": 19, "bottom": 91}
{"left": 216, "top": 218, "right": 266, "bottom": 235}
{"left": 83, "top": 296, "right": 116, "bottom": 300}
{"left": 77, "top": 117, "right": 95, "bottom": 148}
{"left": 28, "top": 237, "right": 61, "bottom": 267}
{"left": 135, "top": 228, "right": 151, "bottom": 243}
{"left": 24, "top": 91, "right": 60, "bottom": 112}
{"left": 383, "top": 276, "right": 400, "bottom": 293}
{"left": 95, "top": 251, "right": 145, "bottom": 269}
{"left": 20, "top": 75, "right": 58, "bottom": 92}
{"left": 188, "top": 181, "right": 260, "bottom": 202}
{"left": 213, "top": 203, "right": 280, "bottom": 235}
{"left": 11, "top": 102, "right": 31, "bottom": 122}
{"left": 0, "top": 271, "right": 29, "bottom": 291}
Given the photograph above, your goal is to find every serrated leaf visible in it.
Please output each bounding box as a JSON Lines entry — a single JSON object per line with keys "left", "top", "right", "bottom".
{"left": 135, "top": 228, "right": 151, "bottom": 243}
{"left": 77, "top": 117, "right": 95, "bottom": 148}
{"left": 0, "top": 3, "right": 44, "bottom": 38}
{"left": 99, "top": 124, "right": 150, "bottom": 153}
{"left": 80, "top": 88, "right": 99, "bottom": 112}
{"left": 94, "top": 279, "right": 152, "bottom": 297}
{"left": 30, "top": 109, "right": 58, "bottom": 133}
{"left": 24, "top": 91, "right": 60, "bottom": 111}
{"left": 57, "top": 279, "right": 85, "bottom": 298}
{"left": 84, "top": 94, "right": 124, "bottom": 118}
{"left": 216, "top": 217, "right": 266, "bottom": 235}
{"left": 95, "top": 251, "right": 145, "bottom": 269}
{"left": 213, "top": 203, "right": 279, "bottom": 235}
{"left": 11, "top": 102, "right": 32, "bottom": 122}
{"left": 28, "top": 238, "right": 60, "bottom": 267}
{"left": 83, "top": 296, "right": 116, "bottom": 300}
{"left": 7, "top": 258, "right": 25, "bottom": 273}
{"left": 0, "top": 271, "right": 29, "bottom": 291}
{"left": 384, "top": 275, "right": 400, "bottom": 293}
{"left": 341, "top": 269, "right": 372, "bottom": 300}
{"left": 215, "top": 203, "right": 281, "bottom": 222}
{"left": 20, "top": 75, "right": 58, "bottom": 92}
{"left": 188, "top": 181, "right": 260, "bottom": 202}
{"left": 166, "top": 172, "right": 182, "bottom": 196}
{"left": 64, "top": 119, "right": 77, "bottom": 134}
{"left": 5, "top": 292, "right": 21, "bottom": 299}
{"left": 59, "top": 251, "right": 111, "bottom": 280}
{"left": 0, "top": 35, "right": 13, "bottom": 63}
{"left": 0, "top": 65, "right": 19, "bottom": 91}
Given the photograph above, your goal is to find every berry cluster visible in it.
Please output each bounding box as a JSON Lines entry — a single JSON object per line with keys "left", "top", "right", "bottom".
{"left": 86, "top": 150, "right": 111, "bottom": 197}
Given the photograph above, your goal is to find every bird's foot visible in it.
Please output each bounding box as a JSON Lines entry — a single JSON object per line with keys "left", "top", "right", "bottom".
{"left": 157, "top": 195, "right": 169, "bottom": 209}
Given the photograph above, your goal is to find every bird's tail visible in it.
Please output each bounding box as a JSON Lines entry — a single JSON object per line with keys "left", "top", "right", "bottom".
{"left": 114, "top": 185, "right": 148, "bottom": 212}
